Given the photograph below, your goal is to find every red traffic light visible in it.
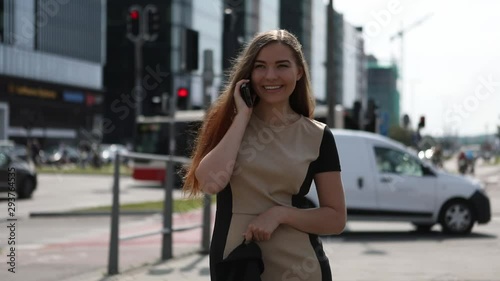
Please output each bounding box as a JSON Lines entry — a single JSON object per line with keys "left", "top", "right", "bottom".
{"left": 418, "top": 116, "right": 426, "bottom": 128}
{"left": 129, "top": 10, "right": 139, "bottom": 20}
{"left": 177, "top": 88, "right": 189, "bottom": 98}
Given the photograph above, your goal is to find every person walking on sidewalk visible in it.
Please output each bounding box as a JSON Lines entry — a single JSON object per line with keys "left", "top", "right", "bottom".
{"left": 183, "top": 29, "right": 346, "bottom": 281}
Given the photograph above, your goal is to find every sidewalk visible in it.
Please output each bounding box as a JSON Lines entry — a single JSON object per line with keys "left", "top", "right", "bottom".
{"left": 62, "top": 163, "right": 500, "bottom": 281}
{"left": 60, "top": 206, "right": 214, "bottom": 281}
{"left": 101, "top": 253, "right": 211, "bottom": 281}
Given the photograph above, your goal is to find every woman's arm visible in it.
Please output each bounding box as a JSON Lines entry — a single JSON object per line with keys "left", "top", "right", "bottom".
{"left": 244, "top": 171, "right": 346, "bottom": 241}
{"left": 195, "top": 80, "right": 252, "bottom": 194}
{"left": 195, "top": 113, "right": 249, "bottom": 194}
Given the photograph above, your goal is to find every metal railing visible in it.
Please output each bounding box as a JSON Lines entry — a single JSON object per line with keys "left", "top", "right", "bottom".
{"left": 107, "top": 151, "right": 211, "bottom": 275}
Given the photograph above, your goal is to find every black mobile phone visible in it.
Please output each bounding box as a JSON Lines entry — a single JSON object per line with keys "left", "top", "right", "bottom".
{"left": 240, "top": 83, "right": 254, "bottom": 107}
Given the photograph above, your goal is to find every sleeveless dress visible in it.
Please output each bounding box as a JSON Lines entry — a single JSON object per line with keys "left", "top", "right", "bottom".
{"left": 210, "top": 114, "right": 342, "bottom": 281}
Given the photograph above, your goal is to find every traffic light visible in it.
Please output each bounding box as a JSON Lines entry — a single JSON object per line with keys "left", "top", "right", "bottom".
{"left": 351, "top": 101, "right": 362, "bottom": 130}
{"left": 126, "top": 6, "right": 141, "bottom": 40}
{"left": 402, "top": 114, "right": 410, "bottom": 129}
{"left": 145, "top": 5, "right": 160, "bottom": 41}
{"left": 177, "top": 88, "right": 189, "bottom": 110}
{"left": 343, "top": 111, "right": 355, "bottom": 130}
{"left": 418, "top": 115, "right": 426, "bottom": 129}
{"left": 364, "top": 99, "right": 377, "bottom": 133}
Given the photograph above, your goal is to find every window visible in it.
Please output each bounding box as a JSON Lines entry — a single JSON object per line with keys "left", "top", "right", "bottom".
{"left": 374, "top": 147, "right": 423, "bottom": 177}
{"left": 0, "top": 0, "right": 4, "bottom": 43}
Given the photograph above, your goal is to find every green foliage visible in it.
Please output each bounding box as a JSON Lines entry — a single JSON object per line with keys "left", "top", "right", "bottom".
{"left": 388, "top": 125, "right": 414, "bottom": 146}
{"left": 77, "top": 197, "right": 216, "bottom": 213}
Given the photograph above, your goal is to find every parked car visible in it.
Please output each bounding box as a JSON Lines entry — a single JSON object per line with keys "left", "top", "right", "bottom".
{"left": 100, "top": 144, "right": 129, "bottom": 164}
{"left": 44, "top": 145, "right": 81, "bottom": 165}
{"left": 306, "top": 129, "right": 491, "bottom": 235}
{"left": 0, "top": 140, "right": 29, "bottom": 162}
{"left": 0, "top": 151, "right": 37, "bottom": 199}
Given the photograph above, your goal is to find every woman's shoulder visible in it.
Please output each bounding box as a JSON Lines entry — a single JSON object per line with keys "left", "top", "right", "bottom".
{"left": 300, "top": 117, "right": 329, "bottom": 132}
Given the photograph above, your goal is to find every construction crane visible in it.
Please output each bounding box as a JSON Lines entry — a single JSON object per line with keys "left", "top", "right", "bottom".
{"left": 390, "top": 13, "right": 433, "bottom": 110}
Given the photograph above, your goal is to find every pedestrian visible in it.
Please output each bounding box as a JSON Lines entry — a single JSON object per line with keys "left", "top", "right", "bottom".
{"left": 182, "top": 29, "right": 346, "bottom": 281}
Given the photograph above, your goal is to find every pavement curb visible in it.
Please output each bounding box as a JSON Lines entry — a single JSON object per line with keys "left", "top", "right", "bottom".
{"left": 29, "top": 210, "right": 161, "bottom": 217}
{"left": 59, "top": 249, "right": 206, "bottom": 281}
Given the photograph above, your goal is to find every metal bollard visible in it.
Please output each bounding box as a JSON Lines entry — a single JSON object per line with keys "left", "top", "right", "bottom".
{"left": 108, "top": 153, "right": 121, "bottom": 275}
{"left": 201, "top": 193, "right": 211, "bottom": 254}
{"left": 161, "top": 159, "right": 174, "bottom": 260}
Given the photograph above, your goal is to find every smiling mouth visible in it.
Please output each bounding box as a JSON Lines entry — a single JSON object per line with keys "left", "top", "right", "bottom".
{"left": 263, "top": 85, "right": 283, "bottom": 90}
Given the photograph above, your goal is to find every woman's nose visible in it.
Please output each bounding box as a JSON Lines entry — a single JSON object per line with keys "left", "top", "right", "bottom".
{"left": 265, "top": 67, "right": 278, "bottom": 80}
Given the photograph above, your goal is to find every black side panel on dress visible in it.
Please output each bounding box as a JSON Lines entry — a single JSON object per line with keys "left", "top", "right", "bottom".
{"left": 312, "top": 127, "right": 342, "bottom": 173}
{"left": 210, "top": 184, "right": 233, "bottom": 281}
{"left": 309, "top": 234, "right": 332, "bottom": 281}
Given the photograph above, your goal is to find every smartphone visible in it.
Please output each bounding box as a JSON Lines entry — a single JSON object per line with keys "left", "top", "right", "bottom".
{"left": 240, "top": 83, "right": 254, "bottom": 107}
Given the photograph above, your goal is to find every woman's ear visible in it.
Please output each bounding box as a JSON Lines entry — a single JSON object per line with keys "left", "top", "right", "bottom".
{"left": 296, "top": 67, "right": 303, "bottom": 81}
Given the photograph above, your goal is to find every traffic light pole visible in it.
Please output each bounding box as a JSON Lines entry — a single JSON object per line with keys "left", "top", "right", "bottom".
{"left": 162, "top": 72, "right": 177, "bottom": 260}
{"left": 134, "top": 40, "right": 144, "bottom": 117}
{"left": 127, "top": 4, "right": 160, "bottom": 117}
{"left": 201, "top": 49, "right": 214, "bottom": 254}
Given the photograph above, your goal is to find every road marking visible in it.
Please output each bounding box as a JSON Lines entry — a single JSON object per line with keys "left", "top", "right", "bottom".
{"left": 18, "top": 244, "right": 44, "bottom": 250}
{"left": 486, "top": 175, "right": 498, "bottom": 184}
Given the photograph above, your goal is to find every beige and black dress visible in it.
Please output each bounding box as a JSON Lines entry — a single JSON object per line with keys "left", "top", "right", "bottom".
{"left": 210, "top": 114, "right": 341, "bottom": 281}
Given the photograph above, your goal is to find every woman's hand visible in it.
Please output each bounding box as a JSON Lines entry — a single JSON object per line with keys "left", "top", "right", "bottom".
{"left": 234, "top": 79, "right": 253, "bottom": 117}
{"left": 243, "top": 206, "right": 285, "bottom": 242}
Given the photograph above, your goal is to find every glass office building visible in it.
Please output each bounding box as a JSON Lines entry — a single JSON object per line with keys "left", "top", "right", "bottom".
{"left": 0, "top": 0, "right": 105, "bottom": 146}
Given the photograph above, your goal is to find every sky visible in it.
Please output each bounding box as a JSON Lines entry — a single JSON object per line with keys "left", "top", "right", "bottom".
{"left": 334, "top": 0, "right": 500, "bottom": 137}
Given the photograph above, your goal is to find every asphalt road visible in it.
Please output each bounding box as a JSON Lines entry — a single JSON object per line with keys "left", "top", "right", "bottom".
{"left": 105, "top": 162, "right": 500, "bottom": 281}
{"left": 0, "top": 162, "right": 499, "bottom": 281}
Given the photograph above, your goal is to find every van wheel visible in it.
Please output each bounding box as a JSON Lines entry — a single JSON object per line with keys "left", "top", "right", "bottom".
{"left": 18, "top": 178, "right": 35, "bottom": 199}
{"left": 439, "top": 200, "right": 474, "bottom": 234}
{"left": 412, "top": 223, "right": 434, "bottom": 232}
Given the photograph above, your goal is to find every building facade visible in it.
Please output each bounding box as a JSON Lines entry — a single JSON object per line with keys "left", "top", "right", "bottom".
{"left": 1, "top": 0, "right": 373, "bottom": 147}
{"left": 0, "top": 0, "right": 105, "bottom": 147}
{"left": 367, "top": 57, "right": 400, "bottom": 135}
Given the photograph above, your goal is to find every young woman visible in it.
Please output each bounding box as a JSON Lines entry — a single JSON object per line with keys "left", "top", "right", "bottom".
{"left": 183, "top": 29, "right": 346, "bottom": 281}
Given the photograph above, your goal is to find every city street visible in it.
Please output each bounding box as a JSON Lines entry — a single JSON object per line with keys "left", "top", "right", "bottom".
{"left": 0, "top": 173, "right": 196, "bottom": 281}
{"left": 1, "top": 1, "right": 498, "bottom": 281}
{"left": 0, "top": 162, "right": 498, "bottom": 281}
{"left": 0, "top": 173, "right": 170, "bottom": 218}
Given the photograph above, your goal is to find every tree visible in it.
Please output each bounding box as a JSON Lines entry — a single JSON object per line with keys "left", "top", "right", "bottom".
{"left": 388, "top": 125, "right": 414, "bottom": 147}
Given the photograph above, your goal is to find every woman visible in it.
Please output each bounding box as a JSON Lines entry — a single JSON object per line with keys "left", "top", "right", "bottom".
{"left": 183, "top": 29, "right": 346, "bottom": 281}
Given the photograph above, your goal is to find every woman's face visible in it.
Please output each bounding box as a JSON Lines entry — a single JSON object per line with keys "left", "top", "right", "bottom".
{"left": 251, "top": 43, "right": 303, "bottom": 107}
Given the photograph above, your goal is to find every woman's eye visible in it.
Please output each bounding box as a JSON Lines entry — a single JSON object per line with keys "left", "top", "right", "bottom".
{"left": 254, "top": 64, "right": 265, "bottom": 69}
{"left": 278, "top": 64, "right": 289, "bottom": 68}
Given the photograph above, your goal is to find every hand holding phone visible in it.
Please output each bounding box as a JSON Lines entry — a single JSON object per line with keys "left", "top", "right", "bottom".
{"left": 240, "top": 83, "right": 254, "bottom": 107}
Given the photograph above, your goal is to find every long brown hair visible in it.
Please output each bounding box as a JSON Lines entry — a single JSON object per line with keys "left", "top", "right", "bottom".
{"left": 182, "top": 29, "right": 315, "bottom": 196}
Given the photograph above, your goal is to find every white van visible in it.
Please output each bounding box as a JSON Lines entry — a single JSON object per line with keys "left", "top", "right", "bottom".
{"left": 306, "top": 129, "right": 491, "bottom": 235}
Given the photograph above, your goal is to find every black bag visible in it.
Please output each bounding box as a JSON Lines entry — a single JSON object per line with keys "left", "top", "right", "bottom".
{"left": 215, "top": 239, "right": 264, "bottom": 281}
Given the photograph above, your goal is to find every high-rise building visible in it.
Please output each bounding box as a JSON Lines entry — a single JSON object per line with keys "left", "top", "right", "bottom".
{"left": 342, "top": 21, "right": 367, "bottom": 109}
{"left": 367, "top": 57, "right": 400, "bottom": 134}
